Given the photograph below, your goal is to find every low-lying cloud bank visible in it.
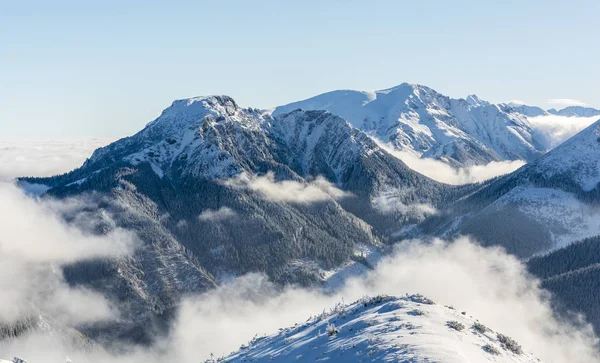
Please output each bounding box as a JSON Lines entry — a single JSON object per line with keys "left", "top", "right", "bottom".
{"left": 0, "top": 137, "right": 113, "bottom": 181}
{"left": 0, "top": 183, "right": 136, "bottom": 328}
{"left": 2, "top": 136, "right": 600, "bottom": 362}
{"left": 2, "top": 231, "right": 599, "bottom": 362}
{"left": 376, "top": 140, "right": 525, "bottom": 185}
{"left": 529, "top": 114, "right": 600, "bottom": 149}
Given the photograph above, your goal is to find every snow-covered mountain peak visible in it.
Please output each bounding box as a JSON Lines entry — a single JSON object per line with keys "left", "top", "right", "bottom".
{"left": 225, "top": 295, "right": 540, "bottom": 362}
{"left": 531, "top": 118, "right": 600, "bottom": 191}
{"left": 274, "top": 84, "right": 545, "bottom": 166}
{"left": 152, "top": 95, "right": 242, "bottom": 127}
{"left": 375, "top": 82, "right": 428, "bottom": 95}
{"left": 466, "top": 94, "right": 491, "bottom": 107}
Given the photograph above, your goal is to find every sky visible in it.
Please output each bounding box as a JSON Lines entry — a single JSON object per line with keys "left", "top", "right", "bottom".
{"left": 1, "top": 0, "right": 598, "bottom": 138}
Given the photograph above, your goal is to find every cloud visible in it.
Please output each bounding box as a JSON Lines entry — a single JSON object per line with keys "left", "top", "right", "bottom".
{"left": 371, "top": 187, "right": 437, "bottom": 218}
{"left": 376, "top": 141, "right": 525, "bottom": 185}
{"left": 162, "top": 237, "right": 600, "bottom": 363}
{"left": 0, "top": 182, "right": 136, "bottom": 325}
{"left": 508, "top": 100, "right": 527, "bottom": 106}
{"left": 198, "top": 207, "right": 237, "bottom": 222}
{"left": 2, "top": 235, "right": 599, "bottom": 363}
{"left": 529, "top": 114, "right": 600, "bottom": 149}
{"left": 1, "top": 141, "right": 598, "bottom": 363}
{"left": 0, "top": 137, "right": 113, "bottom": 181}
{"left": 548, "top": 98, "right": 588, "bottom": 107}
{"left": 223, "top": 172, "right": 351, "bottom": 204}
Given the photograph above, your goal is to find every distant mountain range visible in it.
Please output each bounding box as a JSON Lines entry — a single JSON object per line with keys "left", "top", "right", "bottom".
{"left": 274, "top": 83, "right": 600, "bottom": 168}
{"left": 274, "top": 83, "right": 546, "bottom": 167}
{"left": 507, "top": 102, "right": 600, "bottom": 118}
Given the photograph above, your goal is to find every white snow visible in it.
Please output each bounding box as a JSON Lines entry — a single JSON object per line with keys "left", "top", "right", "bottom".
{"left": 225, "top": 295, "right": 540, "bottom": 362}
{"left": 532, "top": 120, "right": 600, "bottom": 191}
{"left": 488, "top": 186, "right": 600, "bottom": 249}
{"left": 273, "top": 83, "right": 544, "bottom": 167}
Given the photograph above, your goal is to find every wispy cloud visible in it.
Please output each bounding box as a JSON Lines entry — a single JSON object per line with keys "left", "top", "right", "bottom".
{"left": 508, "top": 100, "right": 527, "bottom": 106}
{"left": 371, "top": 186, "right": 437, "bottom": 218}
{"left": 198, "top": 207, "right": 237, "bottom": 222}
{"left": 547, "top": 98, "right": 588, "bottom": 107}
{"left": 223, "top": 172, "right": 351, "bottom": 204}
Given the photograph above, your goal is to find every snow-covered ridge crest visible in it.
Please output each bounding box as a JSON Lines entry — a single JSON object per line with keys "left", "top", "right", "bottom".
{"left": 530, "top": 118, "right": 600, "bottom": 191}
{"left": 74, "top": 95, "right": 393, "bottom": 183}
{"left": 224, "top": 295, "right": 540, "bottom": 362}
{"left": 273, "top": 83, "right": 545, "bottom": 167}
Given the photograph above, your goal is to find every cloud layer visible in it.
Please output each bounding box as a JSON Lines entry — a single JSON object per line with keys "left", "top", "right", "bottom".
{"left": 2, "top": 235, "right": 598, "bottom": 363}
{"left": 529, "top": 114, "right": 600, "bottom": 149}
{"left": 376, "top": 141, "right": 526, "bottom": 185}
{"left": 0, "top": 182, "right": 135, "bottom": 326}
{"left": 0, "top": 137, "right": 113, "bottom": 181}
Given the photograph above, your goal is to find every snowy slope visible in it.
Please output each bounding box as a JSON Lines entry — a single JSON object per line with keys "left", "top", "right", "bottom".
{"left": 425, "top": 119, "right": 600, "bottom": 256}
{"left": 528, "top": 119, "right": 600, "bottom": 191}
{"left": 224, "top": 295, "right": 540, "bottom": 363}
{"left": 273, "top": 83, "right": 545, "bottom": 166}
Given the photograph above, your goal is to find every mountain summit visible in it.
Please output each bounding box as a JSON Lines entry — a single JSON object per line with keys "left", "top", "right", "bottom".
{"left": 274, "top": 83, "right": 545, "bottom": 166}
{"left": 225, "top": 295, "right": 540, "bottom": 363}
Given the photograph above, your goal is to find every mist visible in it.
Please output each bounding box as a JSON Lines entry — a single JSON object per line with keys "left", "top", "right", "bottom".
{"left": 2, "top": 141, "right": 600, "bottom": 363}
{"left": 2, "top": 221, "right": 599, "bottom": 362}
{"left": 0, "top": 182, "right": 136, "bottom": 332}
{"left": 0, "top": 138, "right": 113, "bottom": 181}
{"left": 528, "top": 114, "right": 600, "bottom": 149}
{"left": 376, "top": 140, "right": 526, "bottom": 185}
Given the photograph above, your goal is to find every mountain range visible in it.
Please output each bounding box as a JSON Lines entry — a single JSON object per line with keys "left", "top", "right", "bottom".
{"left": 273, "top": 83, "right": 546, "bottom": 167}
{"left": 11, "top": 83, "right": 600, "bottom": 355}
{"left": 19, "top": 95, "right": 460, "bottom": 344}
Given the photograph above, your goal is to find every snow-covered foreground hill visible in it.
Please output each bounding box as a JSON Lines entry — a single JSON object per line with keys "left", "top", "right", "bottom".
{"left": 224, "top": 295, "right": 540, "bottom": 363}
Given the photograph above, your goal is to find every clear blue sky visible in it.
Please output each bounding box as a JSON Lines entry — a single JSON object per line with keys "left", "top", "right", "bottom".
{"left": 1, "top": 0, "right": 598, "bottom": 137}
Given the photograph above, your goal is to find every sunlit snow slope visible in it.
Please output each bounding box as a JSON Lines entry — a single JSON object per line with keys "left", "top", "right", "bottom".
{"left": 225, "top": 295, "right": 540, "bottom": 363}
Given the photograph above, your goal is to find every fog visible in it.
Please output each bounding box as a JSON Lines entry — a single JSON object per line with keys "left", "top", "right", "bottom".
{"left": 376, "top": 140, "right": 526, "bottom": 185}
{"left": 372, "top": 113, "right": 600, "bottom": 185}
{"left": 1, "top": 189, "right": 599, "bottom": 363}
{"left": 1, "top": 139, "right": 600, "bottom": 363}
{"left": 0, "top": 138, "right": 113, "bottom": 181}
{"left": 0, "top": 183, "right": 136, "bottom": 327}
{"left": 528, "top": 115, "right": 599, "bottom": 149}
{"left": 198, "top": 206, "right": 237, "bottom": 222}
